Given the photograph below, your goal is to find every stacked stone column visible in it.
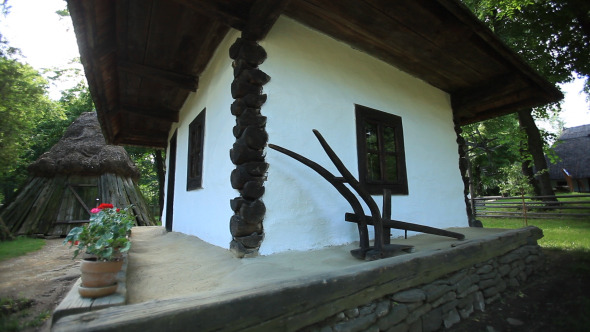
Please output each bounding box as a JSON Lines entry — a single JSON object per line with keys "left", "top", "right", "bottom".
{"left": 228, "top": 37, "right": 270, "bottom": 257}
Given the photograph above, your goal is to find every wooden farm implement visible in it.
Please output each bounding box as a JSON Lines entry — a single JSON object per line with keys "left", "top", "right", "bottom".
{"left": 268, "top": 130, "right": 464, "bottom": 260}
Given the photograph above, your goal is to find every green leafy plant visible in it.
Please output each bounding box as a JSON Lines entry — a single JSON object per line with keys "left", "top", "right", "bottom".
{"left": 498, "top": 164, "right": 534, "bottom": 198}
{"left": 0, "top": 297, "right": 49, "bottom": 332}
{"left": 498, "top": 164, "right": 534, "bottom": 225}
{"left": 64, "top": 204, "right": 134, "bottom": 261}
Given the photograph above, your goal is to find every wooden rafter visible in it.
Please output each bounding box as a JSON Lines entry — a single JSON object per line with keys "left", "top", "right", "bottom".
{"left": 243, "top": 0, "right": 291, "bottom": 40}
{"left": 119, "top": 105, "right": 179, "bottom": 123}
{"left": 118, "top": 61, "right": 199, "bottom": 91}
{"left": 67, "top": 0, "right": 563, "bottom": 147}
{"left": 169, "top": 0, "right": 248, "bottom": 30}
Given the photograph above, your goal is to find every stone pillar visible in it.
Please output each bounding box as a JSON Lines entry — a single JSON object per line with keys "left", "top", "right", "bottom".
{"left": 228, "top": 37, "right": 270, "bottom": 257}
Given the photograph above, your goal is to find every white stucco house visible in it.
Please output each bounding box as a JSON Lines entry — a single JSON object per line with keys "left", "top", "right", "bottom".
{"left": 68, "top": 0, "right": 562, "bottom": 259}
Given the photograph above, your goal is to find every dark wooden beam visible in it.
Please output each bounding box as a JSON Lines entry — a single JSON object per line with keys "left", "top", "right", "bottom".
{"left": 453, "top": 87, "right": 539, "bottom": 122}
{"left": 119, "top": 104, "right": 180, "bottom": 123}
{"left": 435, "top": 0, "right": 563, "bottom": 103}
{"left": 118, "top": 61, "right": 199, "bottom": 91}
{"left": 169, "top": 0, "right": 248, "bottom": 31}
{"left": 284, "top": 0, "right": 472, "bottom": 91}
{"left": 115, "top": 0, "right": 129, "bottom": 61}
{"left": 456, "top": 95, "right": 548, "bottom": 126}
{"left": 112, "top": 130, "right": 169, "bottom": 149}
{"left": 243, "top": 0, "right": 291, "bottom": 40}
{"left": 344, "top": 213, "right": 465, "bottom": 240}
{"left": 69, "top": 0, "right": 119, "bottom": 143}
{"left": 451, "top": 73, "right": 527, "bottom": 115}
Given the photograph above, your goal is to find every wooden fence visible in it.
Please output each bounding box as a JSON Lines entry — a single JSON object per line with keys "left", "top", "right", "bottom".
{"left": 471, "top": 194, "right": 590, "bottom": 219}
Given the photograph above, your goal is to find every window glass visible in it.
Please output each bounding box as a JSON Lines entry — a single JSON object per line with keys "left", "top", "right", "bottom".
{"left": 367, "top": 152, "right": 381, "bottom": 182}
{"left": 187, "top": 109, "right": 206, "bottom": 190}
{"left": 365, "top": 122, "right": 379, "bottom": 151}
{"left": 355, "top": 105, "right": 408, "bottom": 195}
{"left": 383, "top": 126, "right": 396, "bottom": 153}
{"left": 385, "top": 155, "right": 397, "bottom": 182}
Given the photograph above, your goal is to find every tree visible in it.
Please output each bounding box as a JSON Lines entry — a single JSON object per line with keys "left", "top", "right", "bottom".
{"left": 498, "top": 164, "right": 534, "bottom": 225}
{"left": 0, "top": 3, "right": 159, "bottom": 213}
{"left": 0, "top": 42, "right": 91, "bottom": 204}
{"left": 461, "top": 0, "right": 590, "bottom": 199}
{"left": 0, "top": 55, "right": 58, "bottom": 203}
{"left": 462, "top": 114, "right": 523, "bottom": 196}
{"left": 463, "top": 0, "right": 589, "bottom": 87}
{"left": 125, "top": 147, "right": 165, "bottom": 220}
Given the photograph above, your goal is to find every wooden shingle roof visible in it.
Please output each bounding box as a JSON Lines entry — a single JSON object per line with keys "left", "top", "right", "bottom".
{"left": 67, "top": 0, "right": 563, "bottom": 148}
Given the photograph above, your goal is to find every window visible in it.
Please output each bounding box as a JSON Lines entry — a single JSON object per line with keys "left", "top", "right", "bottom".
{"left": 355, "top": 105, "right": 408, "bottom": 195}
{"left": 187, "top": 109, "right": 205, "bottom": 190}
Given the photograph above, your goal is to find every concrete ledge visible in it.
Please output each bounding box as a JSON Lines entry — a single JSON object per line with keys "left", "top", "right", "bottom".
{"left": 52, "top": 255, "right": 127, "bottom": 323}
{"left": 51, "top": 227, "right": 543, "bottom": 331}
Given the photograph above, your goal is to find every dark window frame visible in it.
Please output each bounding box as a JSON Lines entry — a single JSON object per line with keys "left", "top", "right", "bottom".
{"left": 187, "top": 109, "right": 206, "bottom": 190}
{"left": 355, "top": 105, "right": 408, "bottom": 195}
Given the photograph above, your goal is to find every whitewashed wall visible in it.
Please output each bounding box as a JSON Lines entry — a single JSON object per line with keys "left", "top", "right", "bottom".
{"left": 162, "top": 29, "right": 241, "bottom": 248}
{"left": 258, "top": 17, "right": 467, "bottom": 255}
{"left": 164, "top": 16, "right": 468, "bottom": 255}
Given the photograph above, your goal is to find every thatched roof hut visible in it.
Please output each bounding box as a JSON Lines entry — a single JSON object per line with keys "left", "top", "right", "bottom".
{"left": 1, "top": 112, "right": 155, "bottom": 236}
{"left": 548, "top": 124, "right": 590, "bottom": 192}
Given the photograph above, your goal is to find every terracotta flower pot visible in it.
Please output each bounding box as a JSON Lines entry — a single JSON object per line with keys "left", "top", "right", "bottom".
{"left": 79, "top": 258, "right": 123, "bottom": 297}
{"left": 78, "top": 284, "right": 119, "bottom": 298}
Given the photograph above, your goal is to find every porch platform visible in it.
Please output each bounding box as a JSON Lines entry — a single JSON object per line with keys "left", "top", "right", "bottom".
{"left": 52, "top": 226, "right": 544, "bottom": 331}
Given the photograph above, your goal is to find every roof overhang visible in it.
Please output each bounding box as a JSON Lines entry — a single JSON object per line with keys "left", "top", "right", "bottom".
{"left": 68, "top": 0, "right": 563, "bottom": 148}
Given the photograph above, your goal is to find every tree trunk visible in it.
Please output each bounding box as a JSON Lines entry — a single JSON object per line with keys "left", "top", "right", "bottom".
{"left": 155, "top": 150, "right": 166, "bottom": 219}
{"left": 521, "top": 160, "right": 541, "bottom": 196}
{"left": 517, "top": 109, "right": 557, "bottom": 202}
{"left": 453, "top": 123, "right": 478, "bottom": 226}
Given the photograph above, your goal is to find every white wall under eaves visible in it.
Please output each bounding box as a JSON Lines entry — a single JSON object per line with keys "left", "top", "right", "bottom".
{"left": 258, "top": 17, "right": 467, "bottom": 255}
{"left": 163, "top": 16, "right": 468, "bottom": 255}
{"left": 162, "top": 29, "right": 241, "bottom": 249}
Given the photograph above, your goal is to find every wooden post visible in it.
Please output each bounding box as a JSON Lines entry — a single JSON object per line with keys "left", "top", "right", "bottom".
{"left": 228, "top": 36, "right": 270, "bottom": 258}
{"left": 382, "top": 189, "right": 392, "bottom": 244}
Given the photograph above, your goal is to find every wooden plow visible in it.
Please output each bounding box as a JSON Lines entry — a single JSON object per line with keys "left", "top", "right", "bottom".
{"left": 268, "top": 129, "right": 464, "bottom": 260}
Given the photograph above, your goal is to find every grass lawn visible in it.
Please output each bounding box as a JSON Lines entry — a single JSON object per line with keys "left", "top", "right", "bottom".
{"left": 0, "top": 237, "right": 46, "bottom": 262}
{"left": 477, "top": 194, "right": 590, "bottom": 251}
{"left": 481, "top": 217, "right": 590, "bottom": 251}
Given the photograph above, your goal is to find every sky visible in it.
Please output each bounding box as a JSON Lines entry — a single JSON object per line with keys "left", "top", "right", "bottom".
{"left": 1, "top": 0, "right": 589, "bottom": 130}
{"left": 0, "top": 0, "right": 81, "bottom": 98}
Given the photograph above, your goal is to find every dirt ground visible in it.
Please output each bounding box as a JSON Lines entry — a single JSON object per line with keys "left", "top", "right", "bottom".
{"left": 1, "top": 237, "right": 589, "bottom": 331}
{"left": 0, "top": 239, "right": 80, "bottom": 332}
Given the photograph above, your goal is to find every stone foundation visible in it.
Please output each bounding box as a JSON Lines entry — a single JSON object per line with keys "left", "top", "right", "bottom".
{"left": 302, "top": 244, "right": 544, "bottom": 332}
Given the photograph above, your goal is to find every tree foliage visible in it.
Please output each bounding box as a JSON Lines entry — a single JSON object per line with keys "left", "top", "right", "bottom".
{"left": 0, "top": 16, "right": 93, "bottom": 203}
{"left": 463, "top": 114, "right": 523, "bottom": 195}
{"left": 0, "top": 60, "right": 93, "bottom": 203}
{"left": 0, "top": 56, "right": 56, "bottom": 200}
{"left": 124, "top": 147, "right": 164, "bottom": 220}
{"left": 0, "top": 2, "right": 162, "bottom": 216}
{"left": 463, "top": 0, "right": 589, "bottom": 88}
{"left": 461, "top": 0, "right": 589, "bottom": 196}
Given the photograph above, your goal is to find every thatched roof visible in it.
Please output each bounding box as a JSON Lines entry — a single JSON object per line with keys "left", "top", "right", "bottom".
{"left": 548, "top": 124, "right": 590, "bottom": 179}
{"left": 28, "top": 112, "right": 140, "bottom": 179}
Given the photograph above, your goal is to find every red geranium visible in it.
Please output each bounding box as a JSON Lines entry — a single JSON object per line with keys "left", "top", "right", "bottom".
{"left": 97, "top": 203, "right": 114, "bottom": 210}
